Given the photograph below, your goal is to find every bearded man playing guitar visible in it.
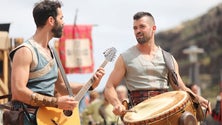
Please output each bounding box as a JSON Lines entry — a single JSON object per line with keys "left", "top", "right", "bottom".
{"left": 8, "top": 0, "right": 105, "bottom": 125}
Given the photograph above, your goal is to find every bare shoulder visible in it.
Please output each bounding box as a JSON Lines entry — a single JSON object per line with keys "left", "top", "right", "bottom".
{"left": 115, "top": 55, "right": 125, "bottom": 69}
{"left": 117, "top": 55, "right": 125, "bottom": 64}
{"left": 12, "top": 47, "right": 33, "bottom": 64}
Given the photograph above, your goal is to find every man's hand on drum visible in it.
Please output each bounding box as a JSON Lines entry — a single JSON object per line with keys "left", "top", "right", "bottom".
{"left": 113, "top": 104, "right": 126, "bottom": 116}
{"left": 197, "top": 95, "right": 212, "bottom": 115}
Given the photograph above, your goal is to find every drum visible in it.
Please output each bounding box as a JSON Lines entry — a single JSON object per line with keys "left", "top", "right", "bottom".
{"left": 123, "top": 91, "right": 197, "bottom": 125}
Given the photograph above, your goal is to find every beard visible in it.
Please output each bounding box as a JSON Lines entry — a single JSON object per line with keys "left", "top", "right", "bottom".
{"left": 136, "top": 32, "right": 149, "bottom": 45}
{"left": 137, "top": 37, "right": 147, "bottom": 44}
{"left": 51, "top": 20, "right": 63, "bottom": 38}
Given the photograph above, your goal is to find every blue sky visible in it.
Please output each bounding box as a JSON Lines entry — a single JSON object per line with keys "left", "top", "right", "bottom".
{"left": 0, "top": 0, "right": 221, "bottom": 92}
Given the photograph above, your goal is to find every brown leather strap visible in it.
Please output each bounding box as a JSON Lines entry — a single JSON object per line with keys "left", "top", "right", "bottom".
{"left": 30, "top": 93, "right": 58, "bottom": 107}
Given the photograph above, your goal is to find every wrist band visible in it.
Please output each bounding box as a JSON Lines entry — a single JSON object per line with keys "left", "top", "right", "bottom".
{"left": 30, "top": 93, "right": 58, "bottom": 107}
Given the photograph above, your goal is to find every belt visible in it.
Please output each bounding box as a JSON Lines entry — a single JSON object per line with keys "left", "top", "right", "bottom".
{"left": 130, "top": 89, "right": 168, "bottom": 106}
{"left": 11, "top": 101, "right": 38, "bottom": 114}
{"left": 26, "top": 105, "right": 38, "bottom": 114}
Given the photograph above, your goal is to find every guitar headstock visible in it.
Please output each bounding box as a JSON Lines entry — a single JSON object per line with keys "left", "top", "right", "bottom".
{"left": 103, "top": 47, "right": 117, "bottom": 62}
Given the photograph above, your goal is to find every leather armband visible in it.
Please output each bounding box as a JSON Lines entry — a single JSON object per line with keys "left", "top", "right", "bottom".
{"left": 30, "top": 93, "right": 58, "bottom": 107}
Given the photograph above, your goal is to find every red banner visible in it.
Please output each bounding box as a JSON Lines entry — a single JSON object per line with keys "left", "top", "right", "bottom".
{"left": 58, "top": 25, "right": 94, "bottom": 74}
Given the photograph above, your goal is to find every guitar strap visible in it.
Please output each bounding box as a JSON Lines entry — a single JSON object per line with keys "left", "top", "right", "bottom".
{"left": 49, "top": 44, "right": 74, "bottom": 97}
{"left": 49, "top": 45, "right": 75, "bottom": 116}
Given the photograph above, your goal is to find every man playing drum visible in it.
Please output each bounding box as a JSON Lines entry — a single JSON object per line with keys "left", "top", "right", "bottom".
{"left": 104, "top": 11, "right": 211, "bottom": 124}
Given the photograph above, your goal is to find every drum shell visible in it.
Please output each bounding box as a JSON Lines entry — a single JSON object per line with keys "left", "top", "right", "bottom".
{"left": 123, "top": 91, "right": 197, "bottom": 125}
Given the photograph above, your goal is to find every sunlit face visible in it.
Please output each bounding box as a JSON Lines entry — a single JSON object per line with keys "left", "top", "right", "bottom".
{"left": 52, "top": 8, "right": 64, "bottom": 38}
{"left": 133, "top": 16, "right": 154, "bottom": 44}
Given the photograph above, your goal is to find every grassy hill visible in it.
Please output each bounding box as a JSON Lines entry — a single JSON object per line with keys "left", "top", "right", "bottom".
{"left": 156, "top": 4, "right": 222, "bottom": 123}
{"left": 156, "top": 3, "right": 222, "bottom": 88}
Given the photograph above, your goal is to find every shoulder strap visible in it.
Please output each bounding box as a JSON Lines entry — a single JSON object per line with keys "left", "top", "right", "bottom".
{"left": 162, "top": 49, "right": 174, "bottom": 71}
{"left": 49, "top": 45, "right": 74, "bottom": 97}
{"left": 162, "top": 49, "right": 179, "bottom": 87}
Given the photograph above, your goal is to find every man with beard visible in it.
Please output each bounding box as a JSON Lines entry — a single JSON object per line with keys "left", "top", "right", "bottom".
{"left": 8, "top": 0, "right": 105, "bottom": 125}
{"left": 104, "top": 11, "right": 211, "bottom": 123}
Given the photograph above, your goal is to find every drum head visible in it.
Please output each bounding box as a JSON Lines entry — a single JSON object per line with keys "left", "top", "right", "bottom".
{"left": 124, "top": 91, "right": 188, "bottom": 123}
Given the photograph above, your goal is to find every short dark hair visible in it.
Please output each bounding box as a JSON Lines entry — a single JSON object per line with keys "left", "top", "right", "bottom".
{"left": 133, "top": 11, "right": 155, "bottom": 24}
{"left": 33, "top": 0, "right": 62, "bottom": 28}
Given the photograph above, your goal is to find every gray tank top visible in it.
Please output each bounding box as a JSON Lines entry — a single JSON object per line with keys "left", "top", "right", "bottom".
{"left": 121, "top": 46, "right": 169, "bottom": 91}
{"left": 9, "top": 39, "right": 58, "bottom": 96}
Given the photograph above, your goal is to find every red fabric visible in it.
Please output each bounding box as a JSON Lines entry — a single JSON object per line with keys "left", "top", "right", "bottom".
{"left": 212, "top": 110, "right": 221, "bottom": 121}
{"left": 58, "top": 25, "right": 94, "bottom": 73}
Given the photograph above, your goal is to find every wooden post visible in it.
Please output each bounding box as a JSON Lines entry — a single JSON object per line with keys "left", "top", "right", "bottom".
{"left": 0, "top": 50, "right": 9, "bottom": 104}
{"left": 3, "top": 50, "right": 8, "bottom": 86}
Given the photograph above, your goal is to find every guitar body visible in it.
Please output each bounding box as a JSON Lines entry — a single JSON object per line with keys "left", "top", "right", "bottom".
{"left": 36, "top": 107, "right": 80, "bottom": 125}
{"left": 37, "top": 47, "right": 116, "bottom": 125}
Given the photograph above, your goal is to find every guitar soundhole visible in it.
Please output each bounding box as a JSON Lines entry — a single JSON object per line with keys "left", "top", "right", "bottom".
{"left": 63, "top": 110, "right": 73, "bottom": 116}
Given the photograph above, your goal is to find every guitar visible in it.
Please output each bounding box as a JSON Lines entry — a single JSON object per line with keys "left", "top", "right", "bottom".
{"left": 36, "top": 47, "right": 117, "bottom": 125}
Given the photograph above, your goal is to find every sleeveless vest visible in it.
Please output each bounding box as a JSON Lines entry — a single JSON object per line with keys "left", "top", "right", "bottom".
{"left": 121, "top": 46, "right": 169, "bottom": 91}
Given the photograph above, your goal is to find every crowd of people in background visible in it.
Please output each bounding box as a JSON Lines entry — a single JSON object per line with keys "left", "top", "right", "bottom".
{"left": 77, "top": 83, "right": 222, "bottom": 125}
{"left": 79, "top": 85, "right": 128, "bottom": 125}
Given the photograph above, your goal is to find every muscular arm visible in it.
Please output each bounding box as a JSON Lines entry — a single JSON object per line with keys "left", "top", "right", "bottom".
{"left": 173, "top": 58, "right": 211, "bottom": 112}
{"left": 172, "top": 58, "right": 190, "bottom": 92}
{"left": 104, "top": 55, "right": 126, "bottom": 108}
{"left": 11, "top": 47, "right": 34, "bottom": 103}
{"left": 11, "top": 47, "right": 78, "bottom": 110}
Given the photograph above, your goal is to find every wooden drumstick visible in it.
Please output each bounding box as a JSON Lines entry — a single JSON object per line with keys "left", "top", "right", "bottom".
{"left": 124, "top": 109, "right": 137, "bottom": 113}
{"left": 122, "top": 100, "right": 137, "bottom": 113}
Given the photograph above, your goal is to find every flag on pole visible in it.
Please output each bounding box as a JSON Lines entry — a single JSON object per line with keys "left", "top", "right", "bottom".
{"left": 58, "top": 25, "right": 94, "bottom": 73}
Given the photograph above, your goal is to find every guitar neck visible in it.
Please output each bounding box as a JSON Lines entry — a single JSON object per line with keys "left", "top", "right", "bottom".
{"left": 51, "top": 45, "right": 116, "bottom": 101}
{"left": 74, "top": 59, "right": 108, "bottom": 101}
